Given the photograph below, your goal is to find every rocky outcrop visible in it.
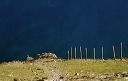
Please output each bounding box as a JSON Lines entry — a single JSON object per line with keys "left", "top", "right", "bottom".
{"left": 26, "top": 56, "right": 34, "bottom": 61}
{"left": 35, "top": 53, "right": 58, "bottom": 59}
{"left": 25, "top": 53, "right": 59, "bottom": 62}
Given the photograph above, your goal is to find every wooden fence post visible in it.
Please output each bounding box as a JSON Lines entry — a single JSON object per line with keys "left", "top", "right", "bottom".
{"left": 93, "top": 48, "right": 96, "bottom": 60}
{"left": 70, "top": 47, "right": 72, "bottom": 59}
{"left": 102, "top": 47, "right": 104, "bottom": 60}
{"left": 112, "top": 45, "right": 116, "bottom": 60}
{"left": 85, "top": 48, "right": 87, "bottom": 59}
{"left": 80, "top": 46, "right": 82, "bottom": 59}
{"left": 74, "top": 47, "right": 76, "bottom": 59}
{"left": 68, "top": 51, "right": 70, "bottom": 60}
{"left": 120, "top": 43, "right": 123, "bottom": 60}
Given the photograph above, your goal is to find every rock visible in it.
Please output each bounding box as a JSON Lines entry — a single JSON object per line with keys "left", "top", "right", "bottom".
{"left": 59, "top": 80, "right": 63, "bottom": 81}
{"left": 122, "top": 74, "right": 128, "bottom": 77}
{"left": 99, "top": 75, "right": 107, "bottom": 79}
{"left": 14, "top": 78, "right": 20, "bottom": 81}
{"left": 76, "top": 78, "right": 85, "bottom": 80}
{"left": 42, "top": 77, "right": 48, "bottom": 80}
{"left": 80, "top": 70, "right": 84, "bottom": 72}
{"left": 59, "top": 76, "right": 64, "bottom": 79}
{"left": 26, "top": 56, "right": 34, "bottom": 61}
{"left": 122, "top": 72, "right": 127, "bottom": 74}
{"left": 65, "top": 73, "right": 69, "bottom": 75}
{"left": 8, "top": 74, "right": 13, "bottom": 77}
{"left": 124, "top": 77, "right": 128, "bottom": 79}
{"left": 23, "top": 79, "right": 31, "bottom": 81}
{"left": 37, "top": 68, "right": 43, "bottom": 70}
{"left": 121, "top": 72, "right": 128, "bottom": 77}
{"left": 115, "top": 72, "right": 128, "bottom": 78}
{"left": 86, "top": 72, "right": 89, "bottom": 74}
{"left": 75, "top": 73, "right": 80, "bottom": 76}
{"left": 35, "top": 53, "right": 58, "bottom": 59}
{"left": 115, "top": 74, "right": 121, "bottom": 78}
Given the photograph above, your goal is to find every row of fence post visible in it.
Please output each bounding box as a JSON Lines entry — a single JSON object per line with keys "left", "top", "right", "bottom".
{"left": 68, "top": 43, "right": 123, "bottom": 60}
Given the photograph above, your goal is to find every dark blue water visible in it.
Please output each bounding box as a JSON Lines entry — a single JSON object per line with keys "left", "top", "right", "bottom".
{"left": 0, "top": 0, "right": 128, "bottom": 62}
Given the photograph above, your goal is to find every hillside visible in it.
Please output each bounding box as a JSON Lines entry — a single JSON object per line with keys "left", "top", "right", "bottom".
{"left": 0, "top": 58, "right": 128, "bottom": 81}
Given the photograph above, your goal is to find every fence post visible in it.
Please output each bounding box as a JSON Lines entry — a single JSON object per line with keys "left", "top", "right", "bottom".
{"left": 102, "top": 47, "right": 104, "bottom": 60}
{"left": 74, "top": 47, "right": 76, "bottom": 59}
{"left": 120, "top": 43, "right": 123, "bottom": 60}
{"left": 68, "top": 51, "right": 70, "bottom": 60}
{"left": 93, "top": 48, "right": 96, "bottom": 60}
{"left": 70, "top": 47, "right": 72, "bottom": 59}
{"left": 80, "top": 46, "right": 82, "bottom": 59}
{"left": 112, "top": 45, "right": 116, "bottom": 60}
{"left": 85, "top": 48, "right": 87, "bottom": 59}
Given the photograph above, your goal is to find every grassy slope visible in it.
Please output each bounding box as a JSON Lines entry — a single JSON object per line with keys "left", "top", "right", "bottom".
{"left": 0, "top": 61, "right": 44, "bottom": 81}
{"left": 0, "top": 59, "right": 128, "bottom": 80}
{"left": 56, "top": 59, "right": 128, "bottom": 77}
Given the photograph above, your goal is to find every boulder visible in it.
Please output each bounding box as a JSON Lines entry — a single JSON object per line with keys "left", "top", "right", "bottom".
{"left": 35, "top": 53, "right": 58, "bottom": 59}
{"left": 26, "top": 56, "right": 34, "bottom": 61}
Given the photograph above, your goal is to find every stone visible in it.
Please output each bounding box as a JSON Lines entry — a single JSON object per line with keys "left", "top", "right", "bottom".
{"left": 75, "top": 73, "right": 80, "bottom": 76}
{"left": 121, "top": 72, "right": 128, "bottom": 77}
{"left": 35, "top": 53, "right": 58, "bottom": 59}
{"left": 14, "top": 78, "right": 20, "bottom": 81}
{"left": 8, "top": 74, "right": 13, "bottom": 77}
{"left": 122, "top": 74, "right": 128, "bottom": 77}
{"left": 99, "top": 75, "right": 107, "bottom": 79}
{"left": 124, "top": 77, "right": 128, "bottom": 79}
{"left": 26, "top": 56, "right": 34, "bottom": 61}
{"left": 115, "top": 74, "right": 121, "bottom": 78}
{"left": 42, "top": 77, "right": 48, "bottom": 80}
{"left": 122, "top": 72, "right": 127, "bottom": 74}
{"left": 65, "top": 73, "right": 69, "bottom": 75}
{"left": 59, "top": 76, "right": 64, "bottom": 79}
{"left": 86, "top": 72, "right": 89, "bottom": 74}
{"left": 37, "top": 68, "right": 43, "bottom": 70}
{"left": 80, "top": 70, "right": 84, "bottom": 72}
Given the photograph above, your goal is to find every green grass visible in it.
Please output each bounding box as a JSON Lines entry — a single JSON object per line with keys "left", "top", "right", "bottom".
{"left": 55, "top": 59, "right": 128, "bottom": 78}
{"left": 0, "top": 61, "right": 44, "bottom": 81}
{"left": 0, "top": 59, "right": 128, "bottom": 80}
